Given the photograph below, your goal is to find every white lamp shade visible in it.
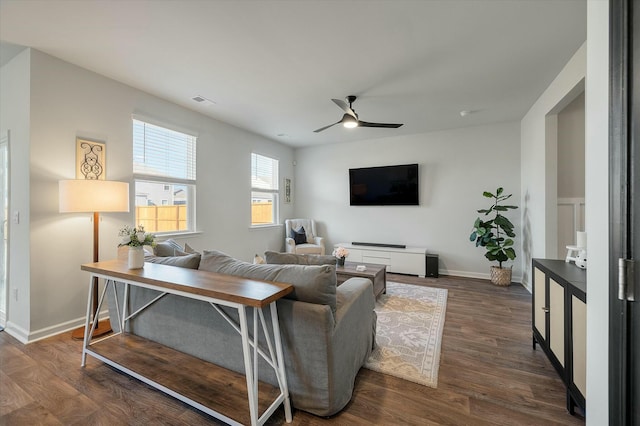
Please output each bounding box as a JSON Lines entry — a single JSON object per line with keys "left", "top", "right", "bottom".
{"left": 59, "top": 180, "right": 130, "bottom": 213}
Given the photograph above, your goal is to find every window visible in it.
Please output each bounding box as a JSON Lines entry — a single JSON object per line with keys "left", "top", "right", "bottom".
{"left": 133, "top": 118, "right": 196, "bottom": 233}
{"left": 251, "top": 153, "right": 279, "bottom": 226}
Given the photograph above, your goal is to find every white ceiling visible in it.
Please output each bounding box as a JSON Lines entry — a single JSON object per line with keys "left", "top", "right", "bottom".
{"left": 0, "top": 0, "right": 586, "bottom": 148}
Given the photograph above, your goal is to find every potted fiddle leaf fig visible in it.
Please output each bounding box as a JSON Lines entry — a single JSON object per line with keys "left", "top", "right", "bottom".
{"left": 469, "top": 187, "right": 518, "bottom": 286}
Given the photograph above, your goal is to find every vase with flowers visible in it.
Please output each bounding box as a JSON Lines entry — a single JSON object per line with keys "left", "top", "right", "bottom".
{"left": 118, "top": 225, "right": 155, "bottom": 269}
{"left": 332, "top": 246, "right": 350, "bottom": 267}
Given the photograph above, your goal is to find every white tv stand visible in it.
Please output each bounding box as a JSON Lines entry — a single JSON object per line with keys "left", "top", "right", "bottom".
{"left": 335, "top": 243, "right": 427, "bottom": 277}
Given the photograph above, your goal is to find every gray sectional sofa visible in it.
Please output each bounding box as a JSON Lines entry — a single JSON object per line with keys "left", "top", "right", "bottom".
{"left": 107, "top": 249, "right": 377, "bottom": 417}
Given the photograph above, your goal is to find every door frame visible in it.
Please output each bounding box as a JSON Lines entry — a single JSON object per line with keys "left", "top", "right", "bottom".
{"left": 609, "top": 0, "right": 634, "bottom": 423}
{"left": 0, "top": 130, "right": 9, "bottom": 328}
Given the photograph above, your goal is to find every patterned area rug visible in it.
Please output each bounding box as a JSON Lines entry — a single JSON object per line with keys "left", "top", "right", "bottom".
{"left": 364, "top": 281, "right": 448, "bottom": 388}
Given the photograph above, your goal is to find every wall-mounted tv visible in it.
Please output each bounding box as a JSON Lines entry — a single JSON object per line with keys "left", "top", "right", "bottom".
{"left": 349, "top": 163, "right": 419, "bottom": 206}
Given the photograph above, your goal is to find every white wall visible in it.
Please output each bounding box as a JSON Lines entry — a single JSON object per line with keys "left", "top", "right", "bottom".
{"left": 557, "top": 93, "right": 585, "bottom": 198}
{"left": 3, "top": 49, "right": 295, "bottom": 342}
{"left": 585, "top": 0, "right": 609, "bottom": 423}
{"left": 294, "top": 122, "right": 521, "bottom": 281}
{"left": 520, "top": 42, "right": 586, "bottom": 289}
{"left": 0, "top": 49, "right": 31, "bottom": 336}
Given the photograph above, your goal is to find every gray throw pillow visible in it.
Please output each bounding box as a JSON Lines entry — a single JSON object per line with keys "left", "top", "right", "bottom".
{"left": 264, "top": 251, "right": 337, "bottom": 266}
{"left": 153, "top": 239, "right": 183, "bottom": 257}
{"left": 199, "top": 250, "right": 337, "bottom": 315}
{"left": 184, "top": 242, "right": 199, "bottom": 254}
{"left": 145, "top": 253, "right": 201, "bottom": 269}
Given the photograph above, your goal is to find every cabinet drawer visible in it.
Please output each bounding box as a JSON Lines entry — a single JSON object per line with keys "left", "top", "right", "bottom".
{"left": 549, "top": 278, "right": 565, "bottom": 367}
{"left": 533, "top": 267, "right": 546, "bottom": 339}
{"left": 572, "top": 296, "right": 587, "bottom": 396}
{"left": 362, "top": 255, "right": 391, "bottom": 266}
{"left": 390, "top": 252, "right": 425, "bottom": 276}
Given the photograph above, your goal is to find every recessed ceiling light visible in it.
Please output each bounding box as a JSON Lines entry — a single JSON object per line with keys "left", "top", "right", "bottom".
{"left": 192, "top": 95, "right": 216, "bottom": 106}
{"left": 459, "top": 110, "right": 472, "bottom": 117}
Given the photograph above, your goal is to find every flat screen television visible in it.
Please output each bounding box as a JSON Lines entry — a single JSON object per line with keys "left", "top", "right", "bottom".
{"left": 349, "top": 164, "right": 419, "bottom": 206}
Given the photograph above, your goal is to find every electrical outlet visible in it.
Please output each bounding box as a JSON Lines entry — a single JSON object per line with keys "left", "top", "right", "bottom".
{"left": 12, "top": 210, "right": 19, "bottom": 224}
{"left": 12, "top": 288, "right": 18, "bottom": 301}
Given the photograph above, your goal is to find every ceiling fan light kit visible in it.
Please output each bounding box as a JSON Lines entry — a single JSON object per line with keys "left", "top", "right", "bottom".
{"left": 342, "top": 114, "right": 358, "bottom": 128}
{"left": 314, "top": 95, "right": 404, "bottom": 133}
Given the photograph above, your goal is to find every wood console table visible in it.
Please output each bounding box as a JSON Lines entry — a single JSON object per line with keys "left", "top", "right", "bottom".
{"left": 80, "top": 259, "right": 293, "bottom": 426}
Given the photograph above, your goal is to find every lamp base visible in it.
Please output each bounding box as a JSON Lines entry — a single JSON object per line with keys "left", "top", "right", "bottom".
{"left": 71, "top": 319, "right": 112, "bottom": 340}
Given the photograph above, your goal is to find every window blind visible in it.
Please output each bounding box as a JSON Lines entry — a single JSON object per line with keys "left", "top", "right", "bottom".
{"left": 251, "top": 153, "right": 279, "bottom": 190}
{"left": 133, "top": 119, "right": 196, "bottom": 182}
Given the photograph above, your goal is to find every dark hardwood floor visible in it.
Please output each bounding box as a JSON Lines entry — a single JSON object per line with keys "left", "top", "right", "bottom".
{"left": 0, "top": 274, "right": 584, "bottom": 425}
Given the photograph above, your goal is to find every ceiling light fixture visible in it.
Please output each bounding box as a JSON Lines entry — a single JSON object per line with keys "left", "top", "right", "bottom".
{"left": 459, "top": 110, "right": 471, "bottom": 117}
{"left": 342, "top": 114, "right": 358, "bottom": 129}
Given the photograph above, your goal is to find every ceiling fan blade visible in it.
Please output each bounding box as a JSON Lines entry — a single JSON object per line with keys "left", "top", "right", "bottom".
{"left": 313, "top": 121, "right": 341, "bottom": 133}
{"left": 331, "top": 98, "right": 357, "bottom": 118}
{"left": 358, "top": 121, "right": 404, "bottom": 128}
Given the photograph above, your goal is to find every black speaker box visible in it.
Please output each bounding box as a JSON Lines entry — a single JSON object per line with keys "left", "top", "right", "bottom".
{"left": 426, "top": 254, "right": 439, "bottom": 278}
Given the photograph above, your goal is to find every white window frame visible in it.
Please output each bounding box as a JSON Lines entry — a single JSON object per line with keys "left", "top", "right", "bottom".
{"left": 251, "top": 152, "right": 279, "bottom": 227}
{"left": 133, "top": 117, "right": 197, "bottom": 235}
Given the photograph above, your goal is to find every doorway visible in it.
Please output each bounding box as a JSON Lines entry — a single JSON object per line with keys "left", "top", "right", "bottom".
{"left": 556, "top": 93, "right": 585, "bottom": 260}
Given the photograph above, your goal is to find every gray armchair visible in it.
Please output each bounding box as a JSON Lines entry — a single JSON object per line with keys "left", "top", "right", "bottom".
{"left": 285, "top": 218, "right": 325, "bottom": 255}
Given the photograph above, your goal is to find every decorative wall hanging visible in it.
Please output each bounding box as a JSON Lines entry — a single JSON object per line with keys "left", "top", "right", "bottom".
{"left": 76, "top": 138, "right": 105, "bottom": 180}
{"left": 284, "top": 177, "right": 292, "bottom": 203}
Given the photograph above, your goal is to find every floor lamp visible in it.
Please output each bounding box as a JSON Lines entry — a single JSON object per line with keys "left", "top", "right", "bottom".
{"left": 59, "top": 179, "right": 129, "bottom": 340}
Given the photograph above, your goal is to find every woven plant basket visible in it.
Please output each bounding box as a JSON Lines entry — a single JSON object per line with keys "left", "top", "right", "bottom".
{"left": 490, "top": 266, "right": 512, "bottom": 286}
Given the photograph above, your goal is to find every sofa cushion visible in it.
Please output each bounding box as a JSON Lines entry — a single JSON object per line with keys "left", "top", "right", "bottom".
{"left": 184, "top": 242, "right": 199, "bottom": 254}
{"left": 199, "top": 250, "right": 337, "bottom": 315}
{"left": 153, "top": 239, "right": 183, "bottom": 256}
{"left": 291, "top": 226, "right": 307, "bottom": 245}
{"left": 145, "top": 253, "right": 201, "bottom": 269}
{"left": 264, "top": 251, "right": 336, "bottom": 266}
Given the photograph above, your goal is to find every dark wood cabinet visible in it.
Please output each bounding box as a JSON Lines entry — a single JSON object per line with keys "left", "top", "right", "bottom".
{"left": 532, "top": 259, "right": 586, "bottom": 415}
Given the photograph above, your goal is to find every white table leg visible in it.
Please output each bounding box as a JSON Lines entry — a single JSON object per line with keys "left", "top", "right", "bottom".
{"left": 122, "top": 282, "right": 129, "bottom": 333}
{"left": 239, "top": 305, "right": 258, "bottom": 426}
{"left": 271, "top": 302, "right": 292, "bottom": 423}
{"left": 253, "top": 308, "right": 259, "bottom": 414}
{"left": 81, "top": 274, "right": 95, "bottom": 367}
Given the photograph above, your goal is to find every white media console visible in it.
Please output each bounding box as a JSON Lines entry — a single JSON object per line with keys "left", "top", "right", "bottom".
{"left": 336, "top": 243, "right": 427, "bottom": 277}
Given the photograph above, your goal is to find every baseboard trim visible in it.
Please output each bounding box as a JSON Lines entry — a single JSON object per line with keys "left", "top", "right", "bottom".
{"left": 4, "top": 321, "right": 29, "bottom": 343}
{"left": 440, "top": 269, "right": 523, "bottom": 284}
{"left": 4, "top": 309, "right": 110, "bottom": 344}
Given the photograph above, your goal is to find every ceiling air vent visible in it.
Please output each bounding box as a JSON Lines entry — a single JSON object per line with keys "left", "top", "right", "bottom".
{"left": 192, "top": 95, "right": 216, "bottom": 106}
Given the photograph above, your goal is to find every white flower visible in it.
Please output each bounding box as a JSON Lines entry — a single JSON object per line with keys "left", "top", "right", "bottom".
{"left": 118, "top": 224, "right": 155, "bottom": 248}
{"left": 332, "top": 246, "right": 349, "bottom": 258}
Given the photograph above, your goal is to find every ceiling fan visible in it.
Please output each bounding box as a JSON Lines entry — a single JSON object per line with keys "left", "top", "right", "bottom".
{"left": 313, "top": 95, "right": 404, "bottom": 133}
